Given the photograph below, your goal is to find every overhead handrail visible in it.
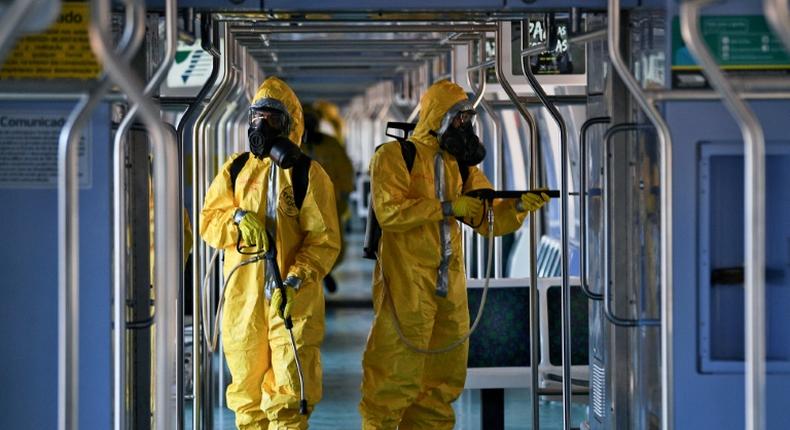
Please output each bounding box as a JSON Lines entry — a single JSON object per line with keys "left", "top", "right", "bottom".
{"left": 0, "top": 0, "right": 39, "bottom": 64}
{"left": 680, "top": 2, "right": 767, "bottom": 429}
{"left": 602, "top": 123, "right": 661, "bottom": 328}
{"left": 89, "top": 1, "right": 181, "bottom": 429}
{"left": 646, "top": 88, "right": 790, "bottom": 101}
{"left": 495, "top": 21, "right": 541, "bottom": 430}
{"left": 177, "top": 16, "right": 221, "bottom": 430}
{"left": 230, "top": 23, "right": 497, "bottom": 34}
{"left": 58, "top": 2, "right": 145, "bottom": 429}
{"left": 112, "top": 0, "right": 177, "bottom": 428}
{"left": 765, "top": 0, "right": 790, "bottom": 53}
{"left": 520, "top": 18, "right": 573, "bottom": 430}
{"left": 579, "top": 116, "right": 611, "bottom": 301}
{"left": 608, "top": 1, "right": 675, "bottom": 426}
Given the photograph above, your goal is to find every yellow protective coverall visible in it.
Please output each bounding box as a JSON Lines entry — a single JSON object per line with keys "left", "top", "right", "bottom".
{"left": 359, "top": 80, "right": 528, "bottom": 429}
{"left": 200, "top": 77, "right": 341, "bottom": 430}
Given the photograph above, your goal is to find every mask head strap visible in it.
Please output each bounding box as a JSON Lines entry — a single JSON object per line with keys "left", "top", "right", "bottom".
{"left": 436, "top": 100, "right": 476, "bottom": 138}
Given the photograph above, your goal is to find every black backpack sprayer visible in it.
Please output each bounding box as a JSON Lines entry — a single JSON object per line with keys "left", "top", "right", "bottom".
{"left": 363, "top": 122, "right": 559, "bottom": 354}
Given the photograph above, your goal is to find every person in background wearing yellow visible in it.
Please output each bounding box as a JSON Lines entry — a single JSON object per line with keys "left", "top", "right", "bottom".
{"left": 301, "top": 104, "right": 354, "bottom": 293}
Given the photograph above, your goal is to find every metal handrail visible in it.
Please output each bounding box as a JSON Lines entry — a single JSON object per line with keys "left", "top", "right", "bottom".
{"left": 646, "top": 89, "right": 790, "bottom": 101}
{"left": 579, "top": 117, "right": 611, "bottom": 301}
{"left": 765, "top": 0, "right": 790, "bottom": 53}
{"left": 520, "top": 18, "right": 572, "bottom": 429}
{"left": 474, "top": 34, "right": 505, "bottom": 278}
{"left": 608, "top": 1, "right": 675, "bottom": 426}
{"left": 192, "top": 21, "right": 237, "bottom": 429}
{"left": 112, "top": 0, "right": 177, "bottom": 428}
{"left": 602, "top": 123, "right": 661, "bottom": 328}
{"left": 0, "top": 0, "right": 38, "bottom": 64}
{"left": 59, "top": 2, "right": 145, "bottom": 429}
{"left": 178, "top": 17, "right": 221, "bottom": 430}
{"left": 680, "top": 2, "right": 767, "bottom": 429}
{"left": 89, "top": 1, "right": 181, "bottom": 429}
{"left": 495, "top": 21, "right": 541, "bottom": 430}
{"left": 230, "top": 23, "right": 497, "bottom": 34}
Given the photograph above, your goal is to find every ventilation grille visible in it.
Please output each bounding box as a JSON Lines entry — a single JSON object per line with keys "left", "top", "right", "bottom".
{"left": 591, "top": 362, "right": 606, "bottom": 419}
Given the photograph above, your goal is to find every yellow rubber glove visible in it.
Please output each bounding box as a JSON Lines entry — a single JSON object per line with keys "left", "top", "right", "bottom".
{"left": 270, "top": 285, "right": 296, "bottom": 320}
{"left": 238, "top": 212, "right": 269, "bottom": 251}
{"left": 451, "top": 196, "right": 483, "bottom": 219}
{"left": 520, "top": 190, "right": 550, "bottom": 212}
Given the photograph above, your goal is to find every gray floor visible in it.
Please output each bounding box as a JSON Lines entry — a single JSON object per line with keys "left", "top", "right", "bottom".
{"left": 189, "top": 232, "right": 589, "bottom": 429}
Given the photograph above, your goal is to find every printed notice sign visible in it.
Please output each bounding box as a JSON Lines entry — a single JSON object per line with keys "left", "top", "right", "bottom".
{"left": 0, "top": 110, "right": 92, "bottom": 189}
{"left": 671, "top": 15, "right": 790, "bottom": 88}
{"left": 0, "top": 2, "right": 100, "bottom": 80}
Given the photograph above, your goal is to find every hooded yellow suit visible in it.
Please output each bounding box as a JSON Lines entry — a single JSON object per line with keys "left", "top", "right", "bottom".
{"left": 359, "top": 80, "right": 529, "bottom": 429}
{"left": 200, "top": 77, "right": 340, "bottom": 430}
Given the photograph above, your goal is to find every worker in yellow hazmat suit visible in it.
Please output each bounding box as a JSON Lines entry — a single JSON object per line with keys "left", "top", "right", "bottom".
{"left": 200, "top": 77, "right": 340, "bottom": 430}
{"left": 313, "top": 99, "right": 345, "bottom": 146}
{"left": 301, "top": 105, "right": 354, "bottom": 293}
{"left": 359, "top": 80, "right": 549, "bottom": 429}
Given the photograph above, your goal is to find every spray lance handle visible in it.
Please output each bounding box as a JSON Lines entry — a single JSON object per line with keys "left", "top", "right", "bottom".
{"left": 263, "top": 235, "right": 294, "bottom": 330}
{"left": 465, "top": 188, "right": 560, "bottom": 201}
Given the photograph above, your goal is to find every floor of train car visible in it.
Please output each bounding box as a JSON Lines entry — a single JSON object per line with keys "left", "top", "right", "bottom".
{"left": 186, "top": 231, "right": 588, "bottom": 429}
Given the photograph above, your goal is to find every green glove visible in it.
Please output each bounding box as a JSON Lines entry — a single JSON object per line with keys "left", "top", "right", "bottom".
{"left": 238, "top": 212, "right": 269, "bottom": 251}
{"left": 270, "top": 283, "right": 297, "bottom": 320}
{"left": 451, "top": 196, "right": 483, "bottom": 219}
{"left": 519, "top": 190, "right": 550, "bottom": 212}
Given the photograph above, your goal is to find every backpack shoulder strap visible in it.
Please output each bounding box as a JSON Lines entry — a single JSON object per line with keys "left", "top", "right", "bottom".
{"left": 291, "top": 155, "right": 311, "bottom": 211}
{"left": 229, "top": 152, "right": 251, "bottom": 194}
{"left": 398, "top": 139, "right": 416, "bottom": 172}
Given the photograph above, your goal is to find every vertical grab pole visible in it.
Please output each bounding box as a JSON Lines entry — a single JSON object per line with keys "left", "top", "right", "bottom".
{"left": 112, "top": 0, "right": 178, "bottom": 428}
{"left": 765, "top": 0, "right": 790, "bottom": 54}
{"left": 62, "top": 3, "right": 145, "bottom": 429}
{"left": 176, "top": 16, "right": 220, "bottom": 430}
{"left": 478, "top": 33, "right": 504, "bottom": 278}
{"left": 495, "top": 22, "right": 540, "bottom": 430}
{"left": 89, "top": 0, "right": 182, "bottom": 428}
{"left": 608, "top": 2, "right": 675, "bottom": 427}
{"left": 0, "top": 0, "right": 37, "bottom": 64}
{"left": 680, "top": 2, "right": 767, "bottom": 429}
{"left": 466, "top": 37, "right": 488, "bottom": 278}
{"left": 579, "top": 117, "right": 611, "bottom": 300}
{"left": 519, "top": 19, "right": 572, "bottom": 429}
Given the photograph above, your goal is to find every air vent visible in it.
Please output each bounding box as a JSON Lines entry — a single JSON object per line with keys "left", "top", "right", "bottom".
{"left": 591, "top": 361, "right": 606, "bottom": 420}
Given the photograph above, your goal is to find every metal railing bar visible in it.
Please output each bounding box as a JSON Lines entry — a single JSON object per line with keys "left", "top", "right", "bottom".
{"left": 681, "top": 2, "right": 767, "bottom": 429}
{"left": 89, "top": 1, "right": 181, "bottom": 429}
{"left": 520, "top": 18, "right": 573, "bottom": 428}
{"left": 765, "top": 0, "right": 790, "bottom": 54}
{"left": 602, "top": 123, "right": 661, "bottom": 328}
{"left": 608, "top": 2, "right": 675, "bottom": 426}
{"left": 59, "top": 3, "right": 145, "bottom": 429}
{"left": 495, "top": 21, "right": 541, "bottom": 430}
{"left": 579, "top": 116, "right": 611, "bottom": 301}
{"left": 646, "top": 89, "right": 790, "bottom": 101}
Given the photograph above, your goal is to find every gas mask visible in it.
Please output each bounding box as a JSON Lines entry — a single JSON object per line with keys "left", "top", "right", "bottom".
{"left": 435, "top": 100, "right": 486, "bottom": 166}
{"left": 248, "top": 103, "right": 303, "bottom": 169}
